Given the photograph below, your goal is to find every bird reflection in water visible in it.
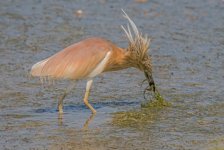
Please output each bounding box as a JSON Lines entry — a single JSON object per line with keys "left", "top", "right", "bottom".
{"left": 57, "top": 112, "right": 96, "bottom": 130}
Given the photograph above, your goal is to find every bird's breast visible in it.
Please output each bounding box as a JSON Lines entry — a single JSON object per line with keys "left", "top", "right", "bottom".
{"left": 87, "top": 51, "right": 112, "bottom": 78}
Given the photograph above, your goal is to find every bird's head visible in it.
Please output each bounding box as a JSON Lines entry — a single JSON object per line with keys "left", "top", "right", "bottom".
{"left": 121, "top": 10, "right": 156, "bottom": 94}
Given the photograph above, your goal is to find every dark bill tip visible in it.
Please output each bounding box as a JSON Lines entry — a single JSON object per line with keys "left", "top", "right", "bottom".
{"left": 149, "top": 80, "right": 156, "bottom": 92}
{"left": 144, "top": 71, "right": 156, "bottom": 92}
{"left": 143, "top": 71, "right": 157, "bottom": 100}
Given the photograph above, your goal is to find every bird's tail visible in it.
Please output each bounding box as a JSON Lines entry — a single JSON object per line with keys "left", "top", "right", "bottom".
{"left": 30, "top": 58, "right": 49, "bottom": 77}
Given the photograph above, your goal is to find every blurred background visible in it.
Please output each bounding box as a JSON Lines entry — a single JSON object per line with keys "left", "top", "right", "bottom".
{"left": 0, "top": 0, "right": 224, "bottom": 149}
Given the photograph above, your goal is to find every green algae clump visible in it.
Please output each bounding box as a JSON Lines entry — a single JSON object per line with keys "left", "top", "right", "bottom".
{"left": 112, "top": 110, "right": 156, "bottom": 129}
{"left": 112, "top": 91, "right": 171, "bottom": 128}
{"left": 141, "top": 91, "right": 171, "bottom": 108}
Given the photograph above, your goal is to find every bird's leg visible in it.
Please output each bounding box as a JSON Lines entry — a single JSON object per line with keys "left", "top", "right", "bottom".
{"left": 84, "top": 79, "right": 96, "bottom": 114}
{"left": 58, "top": 82, "right": 76, "bottom": 113}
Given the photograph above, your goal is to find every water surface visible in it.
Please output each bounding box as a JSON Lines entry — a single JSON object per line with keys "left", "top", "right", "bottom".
{"left": 0, "top": 0, "right": 224, "bottom": 149}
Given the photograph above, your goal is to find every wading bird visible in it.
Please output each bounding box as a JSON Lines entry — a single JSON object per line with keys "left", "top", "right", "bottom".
{"left": 30, "top": 10, "right": 156, "bottom": 114}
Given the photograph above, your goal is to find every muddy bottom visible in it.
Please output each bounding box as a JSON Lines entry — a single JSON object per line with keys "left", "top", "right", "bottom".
{"left": 0, "top": 0, "right": 224, "bottom": 149}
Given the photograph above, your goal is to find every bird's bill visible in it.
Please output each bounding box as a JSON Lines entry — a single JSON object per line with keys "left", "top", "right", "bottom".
{"left": 144, "top": 71, "right": 156, "bottom": 92}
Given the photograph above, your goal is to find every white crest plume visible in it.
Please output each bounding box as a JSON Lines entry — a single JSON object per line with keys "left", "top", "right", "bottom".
{"left": 121, "top": 9, "right": 151, "bottom": 60}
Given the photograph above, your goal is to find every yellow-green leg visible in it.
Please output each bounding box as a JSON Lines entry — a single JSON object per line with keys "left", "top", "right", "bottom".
{"left": 84, "top": 79, "right": 96, "bottom": 114}
{"left": 58, "top": 82, "right": 76, "bottom": 113}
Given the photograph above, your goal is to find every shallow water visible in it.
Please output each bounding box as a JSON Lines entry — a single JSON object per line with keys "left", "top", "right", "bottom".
{"left": 0, "top": 0, "right": 224, "bottom": 149}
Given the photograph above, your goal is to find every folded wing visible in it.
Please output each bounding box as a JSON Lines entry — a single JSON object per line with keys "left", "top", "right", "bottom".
{"left": 30, "top": 38, "right": 112, "bottom": 80}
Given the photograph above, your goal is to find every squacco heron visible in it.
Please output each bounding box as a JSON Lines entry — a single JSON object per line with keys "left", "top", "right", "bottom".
{"left": 30, "top": 10, "right": 156, "bottom": 114}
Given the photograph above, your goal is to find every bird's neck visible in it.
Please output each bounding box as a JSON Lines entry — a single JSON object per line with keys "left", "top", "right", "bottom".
{"left": 103, "top": 48, "right": 133, "bottom": 72}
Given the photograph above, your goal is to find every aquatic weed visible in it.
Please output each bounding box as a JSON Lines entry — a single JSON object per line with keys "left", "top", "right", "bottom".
{"left": 141, "top": 91, "right": 171, "bottom": 108}
{"left": 112, "top": 92, "right": 171, "bottom": 128}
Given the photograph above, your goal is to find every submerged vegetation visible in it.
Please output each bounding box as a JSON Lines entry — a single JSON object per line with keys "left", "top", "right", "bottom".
{"left": 112, "top": 92, "right": 171, "bottom": 128}
{"left": 112, "top": 110, "right": 156, "bottom": 129}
